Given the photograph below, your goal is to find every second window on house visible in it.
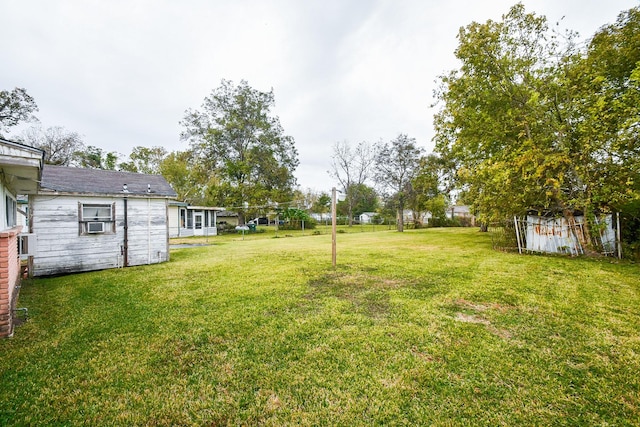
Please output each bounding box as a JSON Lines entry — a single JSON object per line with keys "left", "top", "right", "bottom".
{"left": 79, "top": 203, "right": 116, "bottom": 235}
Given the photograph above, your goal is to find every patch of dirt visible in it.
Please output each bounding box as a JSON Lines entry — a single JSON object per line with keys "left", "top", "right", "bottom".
{"left": 453, "top": 311, "right": 513, "bottom": 340}
{"left": 304, "top": 271, "right": 406, "bottom": 318}
{"left": 453, "top": 298, "right": 514, "bottom": 313}
{"left": 455, "top": 312, "right": 490, "bottom": 325}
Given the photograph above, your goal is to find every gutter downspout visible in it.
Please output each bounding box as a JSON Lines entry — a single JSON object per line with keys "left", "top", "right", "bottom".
{"left": 147, "top": 197, "right": 151, "bottom": 264}
{"left": 123, "top": 197, "right": 129, "bottom": 267}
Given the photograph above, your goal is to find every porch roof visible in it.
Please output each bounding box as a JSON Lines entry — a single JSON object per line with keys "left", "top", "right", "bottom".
{"left": 0, "top": 138, "right": 44, "bottom": 194}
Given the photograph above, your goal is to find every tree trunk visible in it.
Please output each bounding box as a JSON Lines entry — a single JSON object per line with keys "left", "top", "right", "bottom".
{"left": 397, "top": 207, "right": 404, "bottom": 232}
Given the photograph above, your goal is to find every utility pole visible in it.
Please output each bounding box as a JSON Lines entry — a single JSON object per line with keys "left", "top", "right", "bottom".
{"left": 332, "top": 187, "right": 337, "bottom": 268}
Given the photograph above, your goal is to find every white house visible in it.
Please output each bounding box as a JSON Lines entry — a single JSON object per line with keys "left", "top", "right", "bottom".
{"left": 310, "top": 213, "right": 332, "bottom": 224}
{"left": 402, "top": 210, "right": 432, "bottom": 225}
{"left": 168, "top": 201, "right": 222, "bottom": 237}
{"left": 358, "top": 212, "right": 378, "bottom": 224}
{"left": 0, "top": 138, "right": 44, "bottom": 337}
{"left": 28, "top": 165, "right": 177, "bottom": 276}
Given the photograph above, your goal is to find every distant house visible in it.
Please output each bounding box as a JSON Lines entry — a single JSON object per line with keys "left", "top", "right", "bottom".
{"left": 402, "top": 210, "right": 431, "bottom": 225}
{"left": 448, "top": 205, "right": 475, "bottom": 226}
{"left": 359, "top": 212, "right": 378, "bottom": 224}
{"left": 217, "top": 210, "right": 239, "bottom": 227}
{"left": 168, "top": 201, "right": 222, "bottom": 237}
{"left": 28, "top": 165, "right": 177, "bottom": 277}
{"left": 0, "top": 138, "right": 44, "bottom": 337}
{"left": 310, "top": 213, "right": 331, "bottom": 224}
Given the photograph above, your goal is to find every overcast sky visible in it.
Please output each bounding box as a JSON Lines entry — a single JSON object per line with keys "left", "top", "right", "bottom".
{"left": 2, "top": 0, "right": 638, "bottom": 192}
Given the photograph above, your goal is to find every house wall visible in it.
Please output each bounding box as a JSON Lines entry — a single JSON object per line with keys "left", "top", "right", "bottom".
{"left": 30, "top": 195, "right": 170, "bottom": 276}
{"left": 217, "top": 215, "right": 239, "bottom": 227}
{"left": 168, "top": 205, "right": 181, "bottom": 238}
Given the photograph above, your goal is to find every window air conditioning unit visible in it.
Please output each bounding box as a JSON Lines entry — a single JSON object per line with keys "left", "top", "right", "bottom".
{"left": 19, "top": 233, "right": 37, "bottom": 257}
{"left": 87, "top": 222, "right": 105, "bottom": 233}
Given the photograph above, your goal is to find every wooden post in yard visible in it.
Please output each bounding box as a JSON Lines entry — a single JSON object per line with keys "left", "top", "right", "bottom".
{"left": 332, "top": 187, "right": 337, "bottom": 268}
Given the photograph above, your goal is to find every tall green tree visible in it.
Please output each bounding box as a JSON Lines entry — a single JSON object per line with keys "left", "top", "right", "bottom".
{"left": 118, "top": 146, "right": 168, "bottom": 175}
{"left": 434, "top": 3, "right": 640, "bottom": 232}
{"left": 408, "top": 154, "right": 449, "bottom": 227}
{"left": 0, "top": 87, "right": 38, "bottom": 136}
{"left": 337, "top": 183, "right": 378, "bottom": 218}
{"left": 570, "top": 7, "right": 640, "bottom": 213}
{"left": 119, "top": 146, "right": 167, "bottom": 174}
{"left": 311, "top": 192, "right": 331, "bottom": 216}
{"left": 181, "top": 80, "right": 298, "bottom": 223}
{"left": 72, "top": 145, "right": 118, "bottom": 170}
{"left": 374, "top": 134, "right": 423, "bottom": 232}
{"left": 159, "top": 150, "right": 210, "bottom": 204}
{"left": 434, "top": 4, "right": 575, "bottom": 222}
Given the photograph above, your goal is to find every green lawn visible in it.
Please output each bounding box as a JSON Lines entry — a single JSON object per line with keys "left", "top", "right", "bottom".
{"left": 2, "top": 228, "right": 639, "bottom": 426}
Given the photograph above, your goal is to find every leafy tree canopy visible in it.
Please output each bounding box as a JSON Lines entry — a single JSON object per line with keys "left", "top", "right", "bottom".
{"left": 374, "top": 134, "right": 423, "bottom": 231}
{"left": 337, "top": 183, "right": 378, "bottom": 218}
{"left": 159, "top": 150, "right": 211, "bottom": 204}
{"left": 407, "top": 154, "right": 449, "bottom": 226}
{"left": 433, "top": 3, "right": 640, "bottom": 224}
{"left": 180, "top": 79, "right": 299, "bottom": 221}
{"left": 311, "top": 192, "right": 332, "bottom": 214}
{"left": 73, "top": 145, "right": 119, "bottom": 170}
{"left": 119, "top": 146, "right": 167, "bottom": 175}
{"left": 0, "top": 87, "right": 38, "bottom": 136}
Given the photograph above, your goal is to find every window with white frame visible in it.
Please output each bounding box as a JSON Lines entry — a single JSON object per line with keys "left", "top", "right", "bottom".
{"left": 79, "top": 202, "right": 116, "bottom": 235}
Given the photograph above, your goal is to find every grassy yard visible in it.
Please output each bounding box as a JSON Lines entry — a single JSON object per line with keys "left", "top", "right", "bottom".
{"left": 1, "top": 228, "right": 639, "bottom": 425}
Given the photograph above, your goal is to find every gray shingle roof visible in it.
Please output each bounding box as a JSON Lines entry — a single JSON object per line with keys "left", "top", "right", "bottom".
{"left": 39, "top": 165, "right": 177, "bottom": 198}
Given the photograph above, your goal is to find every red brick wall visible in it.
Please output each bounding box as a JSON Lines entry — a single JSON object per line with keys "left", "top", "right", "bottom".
{"left": 0, "top": 226, "right": 22, "bottom": 338}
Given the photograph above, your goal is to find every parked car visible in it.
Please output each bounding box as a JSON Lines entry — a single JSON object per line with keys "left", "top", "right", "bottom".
{"left": 248, "top": 217, "right": 269, "bottom": 225}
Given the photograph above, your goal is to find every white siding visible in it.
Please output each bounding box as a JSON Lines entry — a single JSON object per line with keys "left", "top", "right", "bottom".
{"left": 31, "top": 195, "right": 169, "bottom": 276}
{"left": 168, "top": 205, "right": 180, "bottom": 237}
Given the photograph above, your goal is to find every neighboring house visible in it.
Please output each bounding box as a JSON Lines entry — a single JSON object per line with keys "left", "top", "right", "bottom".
{"left": 448, "top": 205, "right": 475, "bottom": 226}
{"left": 168, "top": 201, "right": 222, "bottom": 237}
{"left": 310, "top": 213, "right": 331, "bottom": 224}
{"left": 29, "top": 165, "right": 177, "bottom": 277}
{"left": 359, "top": 212, "right": 378, "bottom": 224}
{"left": 217, "top": 210, "right": 239, "bottom": 227}
{"left": 402, "top": 210, "right": 431, "bottom": 225}
{"left": 0, "top": 138, "right": 44, "bottom": 337}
